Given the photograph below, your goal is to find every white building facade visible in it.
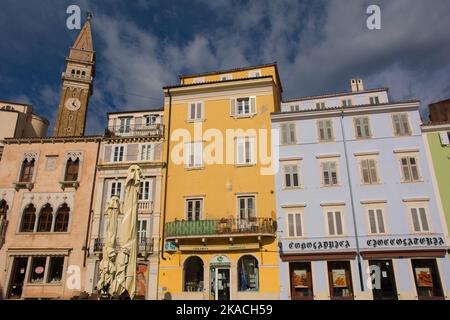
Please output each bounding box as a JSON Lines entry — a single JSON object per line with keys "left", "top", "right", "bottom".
{"left": 272, "top": 80, "right": 450, "bottom": 300}
{"left": 85, "top": 109, "right": 164, "bottom": 299}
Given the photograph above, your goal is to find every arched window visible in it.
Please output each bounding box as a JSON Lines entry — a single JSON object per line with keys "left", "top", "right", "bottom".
{"left": 183, "top": 256, "right": 204, "bottom": 292}
{"left": 64, "top": 158, "right": 80, "bottom": 182}
{"left": 20, "top": 159, "right": 35, "bottom": 182}
{"left": 20, "top": 204, "right": 36, "bottom": 232}
{"left": 54, "top": 204, "right": 70, "bottom": 232}
{"left": 81, "top": 71, "right": 86, "bottom": 78}
{"left": 238, "top": 255, "right": 259, "bottom": 291}
{"left": 37, "top": 204, "right": 53, "bottom": 232}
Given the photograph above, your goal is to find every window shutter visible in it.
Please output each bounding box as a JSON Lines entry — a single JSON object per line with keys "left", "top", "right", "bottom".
{"left": 104, "top": 146, "right": 112, "bottom": 162}
{"left": 335, "top": 212, "right": 343, "bottom": 235}
{"left": 154, "top": 143, "right": 162, "bottom": 160}
{"left": 135, "top": 117, "right": 142, "bottom": 128}
{"left": 393, "top": 115, "right": 401, "bottom": 135}
{"left": 280, "top": 124, "right": 288, "bottom": 145}
{"left": 196, "top": 103, "right": 202, "bottom": 119}
{"left": 376, "top": 209, "right": 385, "bottom": 233}
{"left": 418, "top": 208, "right": 429, "bottom": 231}
{"left": 289, "top": 123, "right": 296, "bottom": 143}
{"left": 368, "top": 210, "right": 377, "bottom": 233}
{"left": 230, "top": 98, "right": 236, "bottom": 116}
{"left": 439, "top": 131, "right": 450, "bottom": 145}
{"left": 326, "top": 120, "right": 333, "bottom": 140}
{"left": 250, "top": 97, "right": 256, "bottom": 114}
{"left": 368, "top": 159, "right": 378, "bottom": 183}
{"left": 288, "top": 214, "right": 294, "bottom": 237}
{"left": 361, "top": 160, "right": 370, "bottom": 183}
{"left": 327, "top": 212, "right": 335, "bottom": 235}
{"left": 189, "top": 103, "right": 196, "bottom": 120}
{"left": 318, "top": 121, "right": 325, "bottom": 141}
{"left": 295, "top": 213, "right": 302, "bottom": 236}
{"left": 401, "top": 114, "right": 410, "bottom": 134}
{"left": 126, "top": 144, "right": 138, "bottom": 162}
{"left": 411, "top": 208, "right": 421, "bottom": 232}
{"left": 194, "top": 142, "right": 203, "bottom": 166}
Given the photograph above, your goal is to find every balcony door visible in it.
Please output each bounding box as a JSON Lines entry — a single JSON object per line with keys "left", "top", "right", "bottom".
{"left": 119, "top": 117, "right": 131, "bottom": 134}
{"left": 238, "top": 196, "right": 256, "bottom": 232}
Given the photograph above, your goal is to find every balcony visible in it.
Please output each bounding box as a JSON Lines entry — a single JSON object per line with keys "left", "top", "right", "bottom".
{"left": 93, "top": 237, "right": 154, "bottom": 257}
{"left": 165, "top": 218, "right": 277, "bottom": 240}
{"left": 105, "top": 124, "right": 164, "bottom": 138}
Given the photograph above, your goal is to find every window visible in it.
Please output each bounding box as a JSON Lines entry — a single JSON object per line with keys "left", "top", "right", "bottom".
{"left": 238, "top": 196, "right": 255, "bottom": 220}
{"left": 327, "top": 210, "right": 343, "bottom": 236}
{"left": 29, "top": 257, "right": 46, "bottom": 283}
{"left": 113, "top": 146, "right": 124, "bottom": 162}
{"left": 368, "top": 209, "right": 386, "bottom": 234}
{"left": 221, "top": 74, "right": 232, "bottom": 81}
{"left": 145, "top": 115, "right": 157, "bottom": 126}
{"left": 354, "top": 117, "right": 371, "bottom": 138}
{"left": 283, "top": 162, "right": 300, "bottom": 188}
{"left": 400, "top": 156, "right": 421, "bottom": 182}
{"left": 342, "top": 99, "right": 352, "bottom": 107}
{"left": 47, "top": 257, "right": 64, "bottom": 283}
{"left": 287, "top": 212, "right": 303, "bottom": 237}
{"left": 248, "top": 70, "right": 261, "bottom": 78}
{"left": 290, "top": 105, "right": 300, "bottom": 111}
{"left": 236, "top": 137, "right": 255, "bottom": 165}
{"left": 20, "top": 159, "right": 35, "bottom": 182}
{"left": 186, "top": 199, "right": 202, "bottom": 221}
{"left": 231, "top": 97, "right": 256, "bottom": 116}
{"left": 54, "top": 204, "right": 70, "bottom": 232}
{"left": 64, "top": 158, "right": 79, "bottom": 181}
{"left": 110, "top": 182, "right": 122, "bottom": 198}
{"left": 183, "top": 256, "right": 204, "bottom": 292}
{"left": 328, "top": 261, "right": 354, "bottom": 299}
{"left": 411, "top": 259, "right": 444, "bottom": 299}
{"left": 411, "top": 207, "right": 430, "bottom": 233}
{"left": 37, "top": 204, "right": 53, "bottom": 232}
{"left": 280, "top": 123, "right": 297, "bottom": 145}
{"left": 322, "top": 161, "right": 339, "bottom": 186}
{"left": 290, "top": 262, "right": 313, "bottom": 299}
{"left": 20, "top": 204, "right": 36, "bottom": 232}
{"left": 119, "top": 117, "right": 131, "bottom": 133}
{"left": 188, "top": 102, "right": 203, "bottom": 121}
{"left": 392, "top": 114, "right": 411, "bottom": 136}
{"left": 193, "top": 77, "right": 205, "bottom": 84}
{"left": 316, "top": 102, "right": 325, "bottom": 110}
{"left": 370, "top": 96, "right": 380, "bottom": 105}
{"left": 360, "top": 158, "right": 379, "bottom": 184}
{"left": 139, "top": 181, "right": 151, "bottom": 201}
{"left": 185, "top": 141, "right": 203, "bottom": 168}
{"left": 137, "top": 219, "right": 148, "bottom": 243}
{"left": 317, "top": 119, "right": 334, "bottom": 142}
{"left": 140, "top": 144, "right": 153, "bottom": 161}
{"left": 238, "top": 255, "right": 259, "bottom": 291}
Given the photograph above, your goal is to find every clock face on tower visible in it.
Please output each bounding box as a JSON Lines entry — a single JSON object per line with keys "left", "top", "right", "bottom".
{"left": 65, "top": 97, "right": 81, "bottom": 111}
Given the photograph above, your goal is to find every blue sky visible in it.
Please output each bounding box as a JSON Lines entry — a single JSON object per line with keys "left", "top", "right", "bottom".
{"left": 1, "top": 0, "right": 450, "bottom": 135}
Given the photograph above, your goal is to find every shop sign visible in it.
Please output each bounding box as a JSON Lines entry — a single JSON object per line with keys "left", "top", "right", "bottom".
{"left": 365, "top": 236, "right": 445, "bottom": 249}
{"left": 286, "top": 239, "right": 351, "bottom": 251}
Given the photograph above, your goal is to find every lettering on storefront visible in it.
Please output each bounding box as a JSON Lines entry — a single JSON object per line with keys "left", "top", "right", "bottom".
{"left": 366, "top": 236, "right": 445, "bottom": 249}
{"left": 288, "top": 240, "right": 351, "bottom": 251}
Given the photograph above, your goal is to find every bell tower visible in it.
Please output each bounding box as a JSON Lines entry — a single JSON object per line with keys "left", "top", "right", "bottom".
{"left": 54, "top": 13, "right": 95, "bottom": 137}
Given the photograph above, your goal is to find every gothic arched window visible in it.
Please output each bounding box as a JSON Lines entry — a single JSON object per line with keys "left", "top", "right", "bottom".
{"left": 37, "top": 204, "right": 53, "bottom": 232}
{"left": 64, "top": 158, "right": 80, "bottom": 182}
{"left": 54, "top": 204, "right": 70, "bottom": 232}
{"left": 20, "top": 204, "right": 36, "bottom": 232}
{"left": 20, "top": 159, "right": 35, "bottom": 182}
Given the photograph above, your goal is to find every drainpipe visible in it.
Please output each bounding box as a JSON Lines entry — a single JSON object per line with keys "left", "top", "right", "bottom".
{"left": 160, "top": 88, "right": 173, "bottom": 261}
{"left": 339, "top": 108, "right": 365, "bottom": 292}
{"left": 83, "top": 138, "right": 101, "bottom": 267}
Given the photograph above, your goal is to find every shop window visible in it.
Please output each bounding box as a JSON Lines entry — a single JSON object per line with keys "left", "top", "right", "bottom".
{"left": 54, "top": 204, "right": 70, "bottom": 232}
{"left": 184, "top": 256, "right": 204, "bottom": 292}
{"left": 20, "top": 204, "right": 36, "bottom": 232}
{"left": 47, "top": 257, "right": 64, "bottom": 283}
{"left": 37, "top": 204, "right": 53, "bottom": 232}
{"left": 64, "top": 158, "right": 79, "bottom": 181}
{"left": 20, "top": 159, "right": 35, "bottom": 182}
{"left": 238, "top": 255, "right": 259, "bottom": 291}
{"left": 290, "top": 262, "right": 313, "bottom": 299}
{"left": 327, "top": 261, "right": 354, "bottom": 299}
{"left": 29, "top": 257, "right": 46, "bottom": 283}
{"left": 411, "top": 259, "right": 444, "bottom": 299}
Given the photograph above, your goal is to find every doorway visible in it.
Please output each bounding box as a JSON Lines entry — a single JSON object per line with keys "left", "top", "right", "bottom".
{"left": 369, "top": 260, "right": 398, "bottom": 300}
{"left": 8, "top": 257, "right": 28, "bottom": 299}
{"left": 210, "top": 267, "right": 230, "bottom": 300}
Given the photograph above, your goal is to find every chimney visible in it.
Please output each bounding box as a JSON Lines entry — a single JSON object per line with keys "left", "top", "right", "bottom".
{"left": 357, "top": 79, "right": 364, "bottom": 91}
{"left": 350, "top": 79, "right": 358, "bottom": 92}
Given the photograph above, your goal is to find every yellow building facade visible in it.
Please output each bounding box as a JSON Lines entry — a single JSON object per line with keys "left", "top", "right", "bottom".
{"left": 158, "top": 63, "right": 282, "bottom": 300}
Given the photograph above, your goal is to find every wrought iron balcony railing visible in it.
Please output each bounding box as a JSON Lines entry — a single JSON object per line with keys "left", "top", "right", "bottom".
{"left": 105, "top": 124, "right": 164, "bottom": 138}
{"left": 93, "top": 237, "right": 154, "bottom": 256}
{"left": 165, "top": 218, "right": 277, "bottom": 238}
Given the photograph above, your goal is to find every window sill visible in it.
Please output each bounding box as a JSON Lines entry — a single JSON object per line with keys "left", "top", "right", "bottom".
{"left": 14, "top": 182, "right": 34, "bottom": 191}
{"left": 17, "top": 232, "right": 70, "bottom": 235}
{"left": 320, "top": 184, "right": 342, "bottom": 188}
{"left": 317, "top": 140, "right": 335, "bottom": 143}
{"left": 185, "top": 166, "right": 205, "bottom": 171}
{"left": 282, "top": 186, "right": 303, "bottom": 190}
{"left": 280, "top": 143, "right": 300, "bottom": 147}
{"left": 400, "top": 180, "right": 424, "bottom": 184}
{"left": 26, "top": 282, "right": 63, "bottom": 287}
{"left": 186, "top": 119, "right": 206, "bottom": 123}
{"left": 232, "top": 114, "right": 257, "bottom": 119}
{"left": 235, "top": 163, "right": 256, "bottom": 168}
{"left": 59, "top": 181, "right": 80, "bottom": 190}
{"left": 360, "top": 182, "right": 382, "bottom": 187}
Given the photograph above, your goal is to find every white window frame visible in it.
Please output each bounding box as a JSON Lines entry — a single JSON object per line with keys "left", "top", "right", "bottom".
{"left": 439, "top": 131, "right": 450, "bottom": 146}
{"left": 220, "top": 74, "right": 232, "bottom": 81}
{"left": 281, "top": 160, "right": 302, "bottom": 189}
{"left": 231, "top": 96, "right": 257, "bottom": 117}
{"left": 315, "top": 102, "right": 326, "bottom": 110}
{"left": 119, "top": 117, "right": 132, "bottom": 133}
{"left": 187, "top": 102, "right": 204, "bottom": 121}
{"left": 285, "top": 208, "right": 304, "bottom": 238}
{"left": 396, "top": 152, "right": 422, "bottom": 183}
{"left": 317, "top": 119, "right": 334, "bottom": 142}
{"left": 357, "top": 156, "right": 380, "bottom": 185}
{"left": 112, "top": 145, "right": 125, "bottom": 162}
{"left": 248, "top": 69, "right": 261, "bottom": 78}
{"left": 407, "top": 204, "right": 432, "bottom": 234}
{"left": 342, "top": 99, "right": 352, "bottom": 107}
{"left": 109, "top": 181, "right": 123, "bottom": 201}
{"left": 392, "top": 113, "right": 411, "bottom": 136}
{"left": 366, "top": 207, "right": 387, "bottom": 235}
{"left": 369, "top": 96, "right": 380, "bottom": 105}
{"left": 185, "top": 141, "right": 203, "bottom": 169}
{"left": 236, "top": 136, "right": 255, "bottom": 165}
{"left": 320, "top": 159, "right": 340, "bottom": 187}
{"left": 138, "top": 180, "right": 152, "bottom": 201}
{"left": 137, "top": 218, "right": 149, "bottom": 242}
{"left": 139, "top": 143, "right": 154, "bottom": 161}
{"left": 237, "top": 195, "right": 256, "bottom": 220}
{"left": 185, "top": 198, "right": 203, "bottom": 221}
{"left": 145, "top": 115, "right": 157, "bottom": 126}
{"left": 280, "top": 122, "right": 297, "bottom": 145}
{"left": 324, "top": 208, "right": 345, "bottom": 236}
{"left": 354, "top": 116, "right": 372, "bottom": 139}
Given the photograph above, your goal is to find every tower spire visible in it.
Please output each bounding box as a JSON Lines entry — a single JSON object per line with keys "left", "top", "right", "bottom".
{"left": 71, "top": 14, "right": 94, "bottom": 53}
